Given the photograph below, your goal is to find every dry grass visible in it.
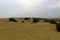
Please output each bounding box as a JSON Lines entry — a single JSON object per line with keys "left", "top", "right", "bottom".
{"left": 0, "top": 18, "right": 60, "bottom": 40}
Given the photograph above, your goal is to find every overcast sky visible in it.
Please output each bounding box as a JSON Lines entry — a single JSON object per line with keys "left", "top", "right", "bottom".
{"left": 0, "top": 0, "right": 60, "bottom": 18}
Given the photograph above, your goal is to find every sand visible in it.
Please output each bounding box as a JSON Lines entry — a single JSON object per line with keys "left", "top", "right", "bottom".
{"left": 0, "top": 21, "right": 60, "bottom": 40}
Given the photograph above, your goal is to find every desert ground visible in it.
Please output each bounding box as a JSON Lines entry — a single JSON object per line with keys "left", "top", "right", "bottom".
{"left": 0, "top": 18, "right": 60, "bottom": 40}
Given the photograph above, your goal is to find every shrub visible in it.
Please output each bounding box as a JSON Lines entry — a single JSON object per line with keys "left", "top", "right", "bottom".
{"left": 44, "top": 19, "right": 49, "bottom": 22}
{"left": 32, "top": 18, "right": 40, "bottom": 23}
{"left": 56, "top": 19, "right": 60, "bottom": 22}
{"left": 9, "top": 18, "right": 17, "bottom": 22}
{"left": 50, "top": 19, "right": 57, "bottom": 24}
{"left": 24, "top": 18, "right": 30, "bottom": 20}
{"left": 56, "top": 23, "right": 60, "bottom": 32}
{"left": 21, "top": 21, "right": 25, "bottom": 23}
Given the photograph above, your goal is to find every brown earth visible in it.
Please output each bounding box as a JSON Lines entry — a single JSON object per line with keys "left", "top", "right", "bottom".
{"left": 0, "top": 19, "right": 60, "bottom": 40}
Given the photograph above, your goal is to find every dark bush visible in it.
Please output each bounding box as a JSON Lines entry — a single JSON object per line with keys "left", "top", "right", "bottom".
{"left": 21, "top": 21, "right": 24, "bottom": 23}
{"left": 9, "top": 18, "right": 17, "bottom": 22}
{"left": 44, "top": 19, "right": 49, "bottom": 22}
{"left": 56, "top": 23, "right": 60, "bottom": 32}
{"left": 24, "top": 18, "right": 30, "bottom": 20}
{"left": 50, "top": 19, "right": 57, "bottom": 24}
{"left": 57, "top": 20, "right": 60, "bottom": 22}
{"left": 36, "top": 18, "right": 42, "bottom": 20}
{"left": 32, "top": 18, "right": 40, "bottom": 23}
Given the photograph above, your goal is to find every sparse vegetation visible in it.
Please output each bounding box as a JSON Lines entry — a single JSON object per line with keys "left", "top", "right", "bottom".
{"left": 50, "top": 19, "right": 57, "bottom": 24}
{"left": 44, "top": 19, "right": 49, "bottom": 22}
{"left": 32, "top": 18, "right": 40, "bottom": 23}
{"left": 0, "top": 18, "right": 60, "bottom": 40}
{"left": 56, "top": 23, "right": 60, "bottom": 32}
{"left": 9, "top": 18, "right": 17, "bottom": 22}
{"left": 21, "top": 21, "right": 25, "bottom": 23}
{"left": 24, "top": 18, "right": 30, "bottom": 20}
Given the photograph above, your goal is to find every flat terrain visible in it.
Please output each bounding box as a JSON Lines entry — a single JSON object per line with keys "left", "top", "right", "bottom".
{"left": 0, "top": 19, "right": 60, "bottom": 40}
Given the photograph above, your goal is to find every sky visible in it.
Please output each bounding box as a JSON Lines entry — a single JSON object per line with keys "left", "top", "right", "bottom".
{"left": 0, "top": 0, "right": 60, "bottom": 18}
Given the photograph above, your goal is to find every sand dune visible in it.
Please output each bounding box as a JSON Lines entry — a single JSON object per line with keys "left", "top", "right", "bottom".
{"left": 0, "top": 21, "right": 60, "bottom": 40}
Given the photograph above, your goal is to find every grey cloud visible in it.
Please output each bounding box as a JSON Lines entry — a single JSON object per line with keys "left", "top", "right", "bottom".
{"left": 0, "top": 0, "right": 60, "bottom": 18}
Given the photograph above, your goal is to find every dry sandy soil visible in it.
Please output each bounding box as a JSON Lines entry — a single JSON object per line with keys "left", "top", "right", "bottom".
{"left": 0, "top": 18, "right": 60, "bottom": 40}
